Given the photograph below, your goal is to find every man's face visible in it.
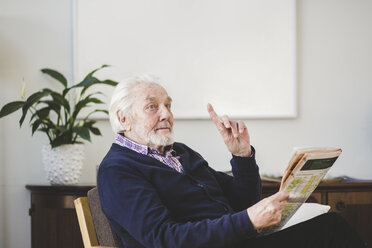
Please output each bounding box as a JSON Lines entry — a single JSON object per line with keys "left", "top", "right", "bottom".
{"left": 125, "top": 83, "right": 174, "bottom": 150}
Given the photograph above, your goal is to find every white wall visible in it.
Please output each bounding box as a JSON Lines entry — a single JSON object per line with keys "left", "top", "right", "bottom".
{"left": 0, "top": 0, "right": 371, "bottom": 247}
{"left": 0, "top": 0, "right": 74, "bottom": 247}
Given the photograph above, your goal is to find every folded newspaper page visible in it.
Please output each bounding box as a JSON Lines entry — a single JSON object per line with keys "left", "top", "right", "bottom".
{"left": 259, "top": 147, "right": 342, "bottom": 235}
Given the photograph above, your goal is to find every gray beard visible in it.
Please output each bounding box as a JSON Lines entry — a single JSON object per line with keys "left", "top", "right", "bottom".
{"left": 132, "top": 122, "right": 174, "bottom": 148}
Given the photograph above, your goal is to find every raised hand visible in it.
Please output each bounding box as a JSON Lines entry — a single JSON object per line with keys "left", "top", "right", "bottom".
{"left": 247, "top": 191, "right": 289, "bottom": 229}
{"left": 207, "top": 103, "right": 251, "bottom": 157}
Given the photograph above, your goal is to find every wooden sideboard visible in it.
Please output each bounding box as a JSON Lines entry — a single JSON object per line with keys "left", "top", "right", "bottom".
{"left": 26, "top": 185, "right": 95, "bottom": 248}
{"left": 26, "top": 182, "right": 372, "bottom": 248}
{"left": 262, "top": 181, "right": 372, "bottom": 248}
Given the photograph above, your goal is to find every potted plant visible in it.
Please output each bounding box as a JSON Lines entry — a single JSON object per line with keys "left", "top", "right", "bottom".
{"left": 0, "top": 65, "right": 118, "bottom": 184}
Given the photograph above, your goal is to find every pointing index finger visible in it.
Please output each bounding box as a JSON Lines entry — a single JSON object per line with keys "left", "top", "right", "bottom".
{"left": 207, "top": 103, "right": 220, "bottom": 123}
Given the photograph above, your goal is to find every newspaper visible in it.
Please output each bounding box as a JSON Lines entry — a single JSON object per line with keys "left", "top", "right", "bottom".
{"left": 259, "top": 147, "right": 342, "bottom": 235}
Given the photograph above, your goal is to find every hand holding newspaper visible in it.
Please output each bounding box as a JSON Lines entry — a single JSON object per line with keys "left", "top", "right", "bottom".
{"left": 259, "top": 147, "right": 342, "bottom": 235}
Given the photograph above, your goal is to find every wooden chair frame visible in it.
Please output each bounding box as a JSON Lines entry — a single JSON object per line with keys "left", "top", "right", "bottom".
{"left": 74, "top": 197, "right": 116, "bottom": 248}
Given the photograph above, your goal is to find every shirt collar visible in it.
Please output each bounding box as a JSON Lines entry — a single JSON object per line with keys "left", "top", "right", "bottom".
{"left": 115, "top": 133, "right": 174, "bottom": 156}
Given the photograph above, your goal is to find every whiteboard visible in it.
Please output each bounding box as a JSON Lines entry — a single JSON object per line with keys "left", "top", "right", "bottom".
{"left": 73, "top": 0, "right": 296, "bottom": 119}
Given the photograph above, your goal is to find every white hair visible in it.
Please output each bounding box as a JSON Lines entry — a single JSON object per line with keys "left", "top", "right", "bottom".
{"left": 109, "top": 75, "right": 162, "bottom": 133}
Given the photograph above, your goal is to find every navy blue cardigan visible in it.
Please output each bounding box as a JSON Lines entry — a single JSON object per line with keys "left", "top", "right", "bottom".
{"left": 97, "top": 142, "right": 261, "bottom": 248}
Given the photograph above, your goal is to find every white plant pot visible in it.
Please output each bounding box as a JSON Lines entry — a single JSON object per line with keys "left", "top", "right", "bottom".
{"left": 41, "top": 144, "right": 85, "bottom": 185}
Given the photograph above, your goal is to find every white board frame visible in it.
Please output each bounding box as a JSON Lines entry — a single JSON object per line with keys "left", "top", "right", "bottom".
{"left": 73, "top": 0, "right": 297, "bottom": 119}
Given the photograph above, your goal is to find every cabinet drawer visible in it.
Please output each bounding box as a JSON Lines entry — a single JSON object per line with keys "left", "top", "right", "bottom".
{"left": 328, "top": 192, "right": 372, "bottom": 212}
{"left": 327, "top": 191, "right": 372, "bottom": 248}
{"left": 307, "top": 192, "right": 322, "bottom": 203}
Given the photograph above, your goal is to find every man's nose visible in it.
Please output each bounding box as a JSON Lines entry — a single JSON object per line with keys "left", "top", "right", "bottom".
{"left": 159, "top": 105, "right": 172, "bottom": 121}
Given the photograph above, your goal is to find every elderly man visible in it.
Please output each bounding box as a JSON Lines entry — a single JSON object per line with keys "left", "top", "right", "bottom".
{"left": 97, "top": 76, "right": 364, "bottom": 248}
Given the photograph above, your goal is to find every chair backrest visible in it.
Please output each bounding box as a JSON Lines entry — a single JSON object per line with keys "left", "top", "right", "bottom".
{"left": 87, "top": 187, "right": 121, "bottom": 247}
{"left": 74, "top": 187, "right": 120, "bottom": 248}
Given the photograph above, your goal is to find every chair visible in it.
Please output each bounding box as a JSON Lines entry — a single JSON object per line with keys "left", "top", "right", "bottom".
{"left": 74, "top": 187, "right": 121, "bottom": 248}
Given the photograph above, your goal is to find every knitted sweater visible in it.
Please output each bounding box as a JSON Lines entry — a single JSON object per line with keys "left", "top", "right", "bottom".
{"left": 97, "top": 142, "right": 261, "bottom": 248}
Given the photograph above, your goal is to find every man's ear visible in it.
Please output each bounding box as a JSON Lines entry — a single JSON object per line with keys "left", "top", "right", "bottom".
{"left": 117, "top": 111, "right": 131, "bottom": 131}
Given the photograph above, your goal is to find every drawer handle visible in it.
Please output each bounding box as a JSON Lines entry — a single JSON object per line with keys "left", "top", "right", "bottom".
{"left": 336, "top": 201, "right": 346, "bottom": 211}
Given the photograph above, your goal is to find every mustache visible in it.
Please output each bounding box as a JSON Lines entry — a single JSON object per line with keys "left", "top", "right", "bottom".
{"left": 154, "top": 122, "right": 172, "bottom": 131}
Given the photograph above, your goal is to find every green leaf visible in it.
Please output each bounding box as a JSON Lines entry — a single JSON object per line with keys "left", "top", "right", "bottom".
{"left": 74, "top": 126, "right": 91, "bottom": 142}
{"left": 73, "top": 97, "right": 104, "bottom": 119}
{"left": 84, "top": 65, "right": 110, "bottom": 79}
{"left": 62, "top": 65, "right": 117, "bottom": 96}
{"left": 95, "top": 109, "right": 108, "bottom": 115}
{"left": 81, "top": 78, "right": 119, "bottom": 96}
{"left": 43, "top": 118, "right": 57, "bottom": 126}
{"left": 38, "top": 127, "right": 49, "bottom": 133}
{"left": 41, "top": 68, "right": 68, "bottom": 88}
{"left": 71, "top": 76, "right": 100, "bottom": 89}
{"left": 89, "top": 126, "right": 101, "bottom": 135}
{"left": 83, "top": 120, "right": 96, "bottom": 127}
{"left": 56, "top": 126, "right": 67, "bottom": 133}
{"left": 50, "top": 92, "right": 70, "bottom": 113}
{"left": 79, "top": 91, "right": 105, "bottom": 102}
{"left": 81, "top": 120, "right": 101, "bottom": 136}
{"left": 20, "top": 89, "right": 51, "bottom": 126}
{"left": 62, "top": 88, "right": 69, "bottom": 97}
{"left": 79, "top": 77, "right": 101, "bottom": 96}
{"left": 30, "top": 107, "right": 50, "bottom": 123}
{"left": 86, "top": 91, "right": 105, "bottom": 97}
{"left": 50, "top": 133, "right": 73, "bottom": 148}
{"left": 70, "top": 76, "right": 119, "bottom": 96}
{"left": 31, "top": 119, "right": 42, "bottom": 135}
{"left": 39, "top": 100, "right": 61, "bottom": 115}
{"left": 62, "top": 76, "right": 98, "bottom": 97}
{"left": 100, "top": 79, "right": 118, "bottom": 87}
{"left": 0, "top": 101, "right": 25, "bottom": 118}
{"left": 82, "top": 109, "right": 109, "bottom": 120}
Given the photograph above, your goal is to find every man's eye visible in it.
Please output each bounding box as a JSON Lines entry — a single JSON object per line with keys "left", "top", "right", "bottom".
{"left": 165, "top": 104, "right": 171, "bottom": 109}
{"left": 148, "top": 104, "right": 156, "bottom": 110}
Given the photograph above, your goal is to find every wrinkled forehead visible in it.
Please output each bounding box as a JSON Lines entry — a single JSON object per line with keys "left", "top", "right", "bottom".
{"left": 133, "top": 83, "right": 172, "bottom": 103}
